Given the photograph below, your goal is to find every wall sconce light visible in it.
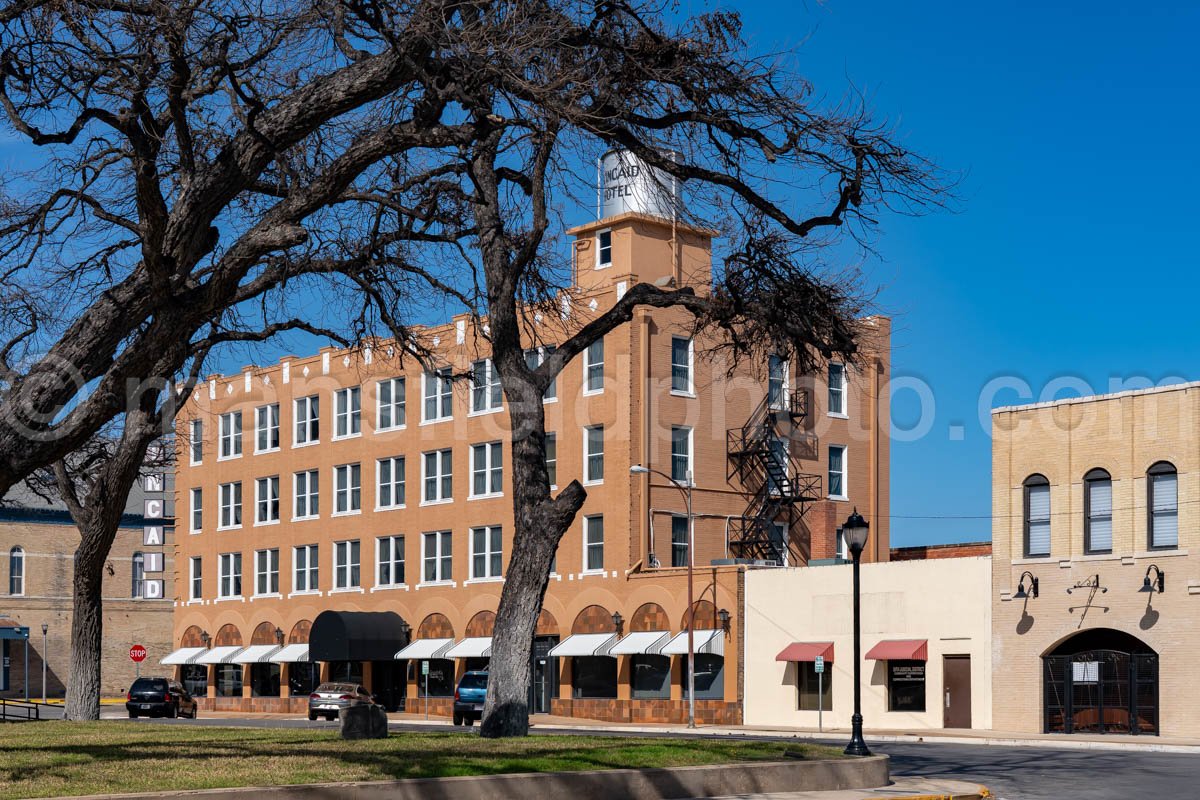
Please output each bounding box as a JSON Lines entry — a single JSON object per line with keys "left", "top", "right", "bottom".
{"left": 1139, "top": 564, "right": 1165, "bottom": 594}
{"left": 611, "top": 611, "right": 624, "bottom": 635}
{"left": 717, "top": 608, "right": 731, "bottom": 632}
{"left": 199, "top": 630, "right": 211, "bottom": 647}
{"left": 274, "top": 626, "right": 285, "bottom": 645}
{"left": 1013, "top": 571, "right": 1039, "bottom": 600}
{"left": 399, "top": 619, "right": 411, "bottom": 639}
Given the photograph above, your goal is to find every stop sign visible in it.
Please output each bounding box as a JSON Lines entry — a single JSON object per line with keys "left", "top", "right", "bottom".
{"left": 129, "top": 644, "right": 147, "bottom": 663}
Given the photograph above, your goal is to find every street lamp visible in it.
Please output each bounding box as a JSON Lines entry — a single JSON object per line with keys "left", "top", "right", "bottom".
{"left": 842, "top": 509, "right": 870, "bottom": 757}
{"left": 41, "top": 622, "right": 48, "bottom": 704}
{"left": 630, "top": 463, "right": 696, "bottom": 728}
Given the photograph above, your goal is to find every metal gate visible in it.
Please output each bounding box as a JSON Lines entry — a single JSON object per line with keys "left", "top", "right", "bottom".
{"left": 1044, "top": 649, "right": 1157, "bottom": 735}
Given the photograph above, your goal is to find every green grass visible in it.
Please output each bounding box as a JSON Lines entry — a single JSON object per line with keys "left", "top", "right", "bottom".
{"left": 0, "top": 722, "right": 841, "bottom": 798}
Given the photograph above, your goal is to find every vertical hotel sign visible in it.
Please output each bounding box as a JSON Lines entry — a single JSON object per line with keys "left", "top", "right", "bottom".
{"left": 141, "top": 473, "right": 166, "bottom": 600}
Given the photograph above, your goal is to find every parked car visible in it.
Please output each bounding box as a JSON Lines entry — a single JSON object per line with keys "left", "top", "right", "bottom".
{"left": 126, "top": 677, "right": 198, "bottom": 719}
{"left": 453, "top": 671, "right": 488, "bottom": 727}
{"left": 308, "top": 682, "right": 377, "bottom": 721}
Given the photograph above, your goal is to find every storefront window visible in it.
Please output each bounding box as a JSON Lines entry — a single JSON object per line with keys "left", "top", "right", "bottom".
{"left": 573, "top": 656, "right": 617, "bottom": 698}
{"left": 215, "top": 664, "right": 243, "bottom": 697}
{"left": 464, "top": 657, "right": 489, "bottom": 673}
{"left": 797, "top": 661, "right": 832, "bottom": 711}
{"left": 329, "top": 661, "right": 364, "bottom": 685}
{"left": 250, "top": 663, "right": 281, "bottom": 697}
{"left": 631, "top": 655, "right": 671, "bottom": 699}
{"left": 289, "top": 662, "right": 317, "bottom": 696}
{"left": 416, "top": 659, "right": 455, "bottom": 697}
{"left": 693, "top": 654, "right": 724, "bottom": 700}
{"left": 181, "top": 664, "right": 207, "bottom": 698}
{"left": 887, "top": 660, "right": 926, "bottom": 711}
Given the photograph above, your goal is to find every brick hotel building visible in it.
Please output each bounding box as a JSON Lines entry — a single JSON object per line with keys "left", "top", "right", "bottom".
{"left": 166, "top": 196, "right": 891, "bottom": 723}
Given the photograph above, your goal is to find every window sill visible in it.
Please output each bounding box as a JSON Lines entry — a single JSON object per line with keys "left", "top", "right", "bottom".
{"left": 292, "top": 515, "right": 320, "bottom": 523}
{"left": 827, "top": 495, "right": 849, "bottom": 502}
{"left": 254, "top": 447, "right": 280, "bottom": 456}
{"left": 578, "top": 569, "right": 607, "bottom": 579}
{"left": 292, "top": 440, "right": 320, "bottom": 449}
{"left": 186, "top": 599, "right": 205, "bottom": 606}
{"left": 217, "top": 454, "right": 243, "bottom": 462}
{"left": 251, "top": 593, "right": 282, "bottom": 601}
{"left": 468, "top": 493, "right": 504, "bottom": 502}
{"left": 464, "top": 576, "right": 504, "bottom": 586}
{"left": 420, "top": 498, "right": 454, "bottom": 507}
{"left": 468, "top": 407, "right": 503, "bottom": 418}
{"left": 543, "top": 397, "right": 558, "bottom": 405}
{"left": 1012, "top": 555, "right": 1055, "bottom": 565}
{"left": 583, "top": 479, "right": 604, "bottom": 487}
{"left": 217, "top": 525, "right": 243, "bottom": 532}
{"left": 214, "top": 595, "right": 245, "bottom": 603}
{"left": 331, "top": 510, "right": 363, "bottom": 518}
{"left": 1072, "top": 552, "right": 1119, "bottom": 563}
{"left": 376, "top": 424, "right": 408, "bottom": 434}
{"left": 332, "top": 433, "right": 363, "bottom": 442}
{"left": 1135, "top": 548, "right": 1187, "bottom": 559}
{"left": 287, "top": 590, "right": 323, "bottom": 599}
{"left": 190, "top": 529, "right": 202, "bottom": 536}
{"left": 669, "top": 390, "right": 696, "bottom": 399}
{"left": 420, "top": 417, "right": 453, "bottom": 427}
{"left": 370, "top": 584, "right": 410, "bottom": 593}
{"left": 582, "top": 389, "right": 604, "bottom": 397}
{"left": 827, "top": 412, "right": 849, "bottom": 420}
{"left": 329, "top": 586, "right": 365, "bottom": 594}
{"left": 416, "top": 580, "right": 457, "bottom": 590}
{"left": 189, "top": 459, "right": 202, "bottom": 467}
{"left": 375, "top": 504, "right": 407, "bottom": 513}
{"left": 253, "top": 519, "right": 280, "bottom": 528}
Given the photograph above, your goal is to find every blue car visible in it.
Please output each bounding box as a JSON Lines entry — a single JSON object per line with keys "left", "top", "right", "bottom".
{"left": 453, "top": 671, "right": 488, "bottom": 727}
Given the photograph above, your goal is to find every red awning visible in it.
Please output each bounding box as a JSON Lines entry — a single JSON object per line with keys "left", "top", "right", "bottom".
{"left": 775, "top": 642, "right": 834, "bottom": 663}
{"left": 865, "top": 639, "right": 928, "bottom": 661}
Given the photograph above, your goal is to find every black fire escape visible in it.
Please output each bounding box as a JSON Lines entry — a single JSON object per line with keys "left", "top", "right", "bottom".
{"left": 726, "top": 389, "right": 822, "bottom": 564}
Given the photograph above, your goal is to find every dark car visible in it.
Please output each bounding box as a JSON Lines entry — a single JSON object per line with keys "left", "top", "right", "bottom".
{"left": 307, "top": 682, "right": 377, "bottom": 721}
{"left": 126, "top": 677, "right": 198, "bottom": 719}
{"left": 453, "top": 671, "right": 488, "bottom": 727}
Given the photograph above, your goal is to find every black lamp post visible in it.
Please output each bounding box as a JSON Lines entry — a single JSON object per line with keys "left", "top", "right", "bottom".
{"left": 842, "top": 508, "right": 871, "bottom": 757}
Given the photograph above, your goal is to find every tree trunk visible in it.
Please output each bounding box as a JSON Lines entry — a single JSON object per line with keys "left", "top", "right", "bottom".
{"left": 64, "top": 543, "right": 106, "bottom": 720}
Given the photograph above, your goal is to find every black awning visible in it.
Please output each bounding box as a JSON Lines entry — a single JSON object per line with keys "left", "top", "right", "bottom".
{"left": 309, "top": 610, "right": 410, "bottom": 662}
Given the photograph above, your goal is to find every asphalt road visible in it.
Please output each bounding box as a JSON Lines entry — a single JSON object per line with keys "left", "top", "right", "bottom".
{"left": 110, "top": 713, "right": 1199, "bottom": 800}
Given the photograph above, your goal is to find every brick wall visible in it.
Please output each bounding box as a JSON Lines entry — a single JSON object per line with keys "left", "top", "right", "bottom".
{"left": 890, "top": 542, "right": 992, "bottom": 561}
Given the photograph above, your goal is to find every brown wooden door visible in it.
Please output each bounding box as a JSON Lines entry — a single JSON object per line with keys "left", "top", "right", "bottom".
{"left": 943, "top": 655, "right": 972, "bottom": 728}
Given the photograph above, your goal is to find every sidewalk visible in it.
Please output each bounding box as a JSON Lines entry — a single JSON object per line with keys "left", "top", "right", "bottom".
{"left": 703, "top": 778, "right": 988, "bottom": 799}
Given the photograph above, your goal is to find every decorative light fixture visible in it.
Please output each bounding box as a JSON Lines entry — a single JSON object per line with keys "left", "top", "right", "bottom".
{"left": 717, "top": 608, "right": 731, "bottom": 632}
{"left": 274, "top": 626, "right": 285, "bottom": 645}
{"left": 399, "top": 619, "right": 411, "bottom": 638}
{"left": 1013, "top": 571, "right": 1040, "bottom": 600}
{"left": 1139, "top": 564, "right": 1165, "bottom": 594}
{"left": 611, "top": 610, "right": 624, "bottom": 634}
{"left": 841, "top": 508, "right": 870, "bottom": 758}
{"left": 199, "top": 630, "right": 211, "bottom": 647}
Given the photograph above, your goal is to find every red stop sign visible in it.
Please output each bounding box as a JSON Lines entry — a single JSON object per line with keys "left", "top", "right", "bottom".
{"left": 129, "top": 645, "right": 147, "bottom": 663}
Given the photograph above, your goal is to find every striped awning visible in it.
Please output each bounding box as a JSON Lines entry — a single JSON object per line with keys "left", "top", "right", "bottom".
{"left": 394, "top": 638, "right": 453, "bottom": 660}
{"left": 610, "top": 631, "right": 671, "bottom": 656}
{"left": 445, "top": 637, "right": 493, "bottom": 659}
{"left": 231, "top": 645, "right": 282, "bottom": 664}
{"left": 269, "top": 644, "right": 310, "bottom": 663}
{"left": 661, "top": 629, "right": 725, "bottom": 656}
{"left": 160, "top": 646, "right": 207, "bottom": 666}
{"left": 548, "top": 633, "right": 617, "bottom": 658}
{"left": 194, "top": 646, "right": 245, "bottom": 665}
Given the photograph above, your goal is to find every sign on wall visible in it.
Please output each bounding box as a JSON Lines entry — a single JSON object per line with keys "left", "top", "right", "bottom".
{"left": 140, "top": 473, "right": 166, "bottom": 600}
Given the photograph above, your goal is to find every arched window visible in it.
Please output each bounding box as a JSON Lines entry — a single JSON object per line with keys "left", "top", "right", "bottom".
{"left": 1023, "top": 474, "right": 1051, "bottom": 557}
{"left": 8, "top": 547, "right": 24, "bottom": 596}
{"left": 1148, "top": 461, "right": 1178, "bottom": 550}
{"left": 131, "top": 552, "right": 145, "bottom": 598}
{"left": 1084, "top": 468, "right": 1113, "bottom": 554}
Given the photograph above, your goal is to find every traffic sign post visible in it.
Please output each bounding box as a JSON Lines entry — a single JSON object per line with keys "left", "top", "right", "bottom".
{"left": 814, "top": 655, "right": 825, "bottom": 732}
{"left": 130, "top": 644, "right": 147, "bottom": 679}
{"left": 422, "top": 660, "right": 429, "bottom": 720}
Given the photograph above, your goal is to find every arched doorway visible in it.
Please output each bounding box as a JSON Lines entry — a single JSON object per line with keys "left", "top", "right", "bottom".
{"left": 1042, "top": 628, "right": 1157, "bottom": 735}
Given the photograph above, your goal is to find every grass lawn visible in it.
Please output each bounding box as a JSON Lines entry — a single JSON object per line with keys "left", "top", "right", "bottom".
{"left": 0, "top": 722, "right": 841, "bottom": 799}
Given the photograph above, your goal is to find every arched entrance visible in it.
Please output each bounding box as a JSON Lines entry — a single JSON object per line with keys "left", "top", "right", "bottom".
{"left": 1042, "top": 628, "right": 1157, "bottom": 735}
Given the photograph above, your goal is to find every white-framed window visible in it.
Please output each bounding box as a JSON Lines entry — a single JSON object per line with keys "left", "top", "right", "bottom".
{"left": 545, "top": 433, "right": 557, "bottom": 488}
{"left": 219, "top": 411, "right": 242, "bottom": 459}
{"left": 471, "top": 442, "right": 503, "bottom": 498}
{"left": 189, "top": 487, "right": 202, "bottom": 533}
{"left": 293, "top": 544, "right": 318, "bottom": 593}
{"left": 583, "top": 340, "right": 604, "bottom": 394}
{"left": 524, "top": 345, "right": 558, "bottom": 401}
{"left": 377, "top": 456, "right": 405, "bottom": 509}
{"left": 255, "top": 403, "right": 280, "bottom": 453}
{"left": 377, "top": 535, "right": 405, "bottom": 587}
{"left": 218, "top": 552, "right": 242, "bottom": 598}
{"left": 671, "top": 515, "right": 689, "bottom": 568}
{"left": 596, "top": 228, "right": 612, "bottom": 267}
{"left": 334, "top": 540, "right": 361, "bottom": 589}
{"left": 255, "top": 548, "right": 279, "bottom": 596}
{"left": 422, "top": 530, "right": 453, "bottom": 583}
{"left": 828, "top": 445, "right": 847, "bottom": 500}
{"left": 255, "top": 476, "right": 280, "bottom": 525}
{"left": 583, "top": 515, "right": 604, "bottom": 572}
{"left": 293, "top": 469, "right": 319, "bottom": 519}
{"left": 828, "top": 363, "right": 847, "bottom": 417}
{"left": 377, "top": 377, "right": 406, "bottom": 430}
{"left": 471, "top": 525, "right": 503, "bottom": 580}
{"left": 422, "top": 367, "right": 453, "bottom": 423}
{"left": 422, "top": 448, "right": 453, "bottom": 503}
{"left": 188, "top": 419, "right": 203, "bottom": 464}
{"left": 335, "top": 386, "right": 362, "bottom": 438}
{"left": 471, "top": 359, "right": 503, "bottom": 413}
{"left": 8, "top": 547, "right": 24, "bottom": 596}
{"left": 131, "top": 552, "right": 144, "bottom": 598}
{"left": 1149, "top": 462, "right": 1179, "bottom": 550}
{"left": 334, "top": 463, "right": 362, "bottom": 515}
{"left": 584, "top": 425, "right": 604, "bottom": 483}
{"left": 294, "top": 395, "right": 319, "bottom": 445}
{"left": 189, "top": 557, "right": 202, "bottom": 601}
{"left": 768, "top": 354, "right": 789, "bottom": 410}
{"left": 670, "top": 336, "right": 694, "bottom": 395}
{"left": 218, "top": 481, "right": 242, "bottom": 529}
{"left": 835, "top": 526, "right": 849, "bottom": 560}
{"left": 670, "top": 426, "right": 693, "bottom": 483}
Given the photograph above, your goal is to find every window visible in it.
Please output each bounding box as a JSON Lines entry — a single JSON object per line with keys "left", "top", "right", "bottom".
{"left": 471, "top": 442, "right": 503, "bottom": 498}
{"left": 584, "top": 515, "right": 604, "bottom": 572}
{"left": 772, "top": 521, "right": 790, "bottom": 565}
{"left": 131, "top": 552, "right": 144, "bottom": 598}
{"left": 335, "top": 386, "right": 361, "bottom": 438}
{"left": 219, "top": 552, "right": 242, "bottom": 598}
{"left": 525, "top": 346, "right": 558, "bottom": 400}
{"left": 189, "top": 487, "right": 202, "bottom": 533}
{"left": 887, "top": 660, "right": 926, "bottom": 711}
{"left": 377, "top": 456, "right": 405, "bottom": 509}
{"left": 377, "top": 377, "right": 406, "bottom": 430}
{"left": 423, "top": 367, "right": 453, "bottom": 422}
{"left": 584, "top": 425, "right": 604, "bottom": 483}
{"left": 671, "top": 336, "right": 693, "bottom": 394}
{"left": 671, "top": 515, "right": 689, "bottom": 568}
{"left": 828, "top": 363, "right": 847, "bottom": 416}
{"left": 293, "top": 545, "right": 318, "bottom": 592}
{"left": 255, "top": 548, "right": 279, "bottom": 596}
{"left": 671, "top": 426, "right": 692, "bottom": 482}
{"left": 768, "top": 355, "right": 788, "bottom": 410}
{"left": 255, "top": 403, "right": 279, "bottom": 452}
{"left": 631, "top": 655, "right": 671, "bottom": 699}
{"left": 545, "top": 433, "right": 557, "bottom": 487}
{"left": 596, "top": 229, "right": 612, "bottom": 267}
{"left": 1148, "top": 462, "right": 1178, "bottom": 550}
{"left": 422, "top": 530, "right": 453, "bottom": 583}
{"left": 377, "top": 535, "right": 405, "bottom": 586}
{"left": 218, "top": 481, "right": 242, "bottom": 529}
{"left": 294, "top": 395, "right": 319, "bottom": 445}
{"left": 828, "top": 445, "right": 847, "bottom": 500}
{"left": 189, "top": 557, "right": 202, "bottom": 601}
{"left": 215, "top": 664, "right": 242, "bottom": 697}
{"left": 7, "top": 547, "right": 22, "bottom": 596}
{"left": 835, "top": 526, "right": 848, "bottom": 560}
{"left": 471, "top": 525, "right": 503, "bottom": 579}
{"left": 584, "top": 340, "right": 604, "bottom": 393}
{"left": 255, "top": 476, "right": 280, "bottom": 525}
{"left": 694, "top": 653, "right": 725, "bottom": 700}
{"left": 798, "top": 661, "right": 833, "bottom": 711}
{"left": 471, "top": 359, "right": 503, "bottom": 413}
{"left": 422, "top": 448, "right": 453, "bottom": 503}
{"left": 189, "top": 419, "right": 203, "bottom": 464}
{"left": 1084, "top": 468, "right": 1113, "bottom": 554}
{"left": 294, "top": 469, "right": 319, "bottom": 519}
{"left": 334, "top": 540, "right": 361, "bottom": 589}
{"left": 416, "top": 659, "right": 455, "bottom": 697}
{"left": 573, "top": 656, "right": 617, "bottom": 698}
{"left": 1024, "top": 475, "right": 1051, "bottom": 557}
{"left": 334, "top": 463, "right": 361, "bottom": 515}
{"left": 219, "top": 411, "right": 242, "bottom": 458}
{"left": 767, "top": 436, "right": 788, "bottom": 495}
